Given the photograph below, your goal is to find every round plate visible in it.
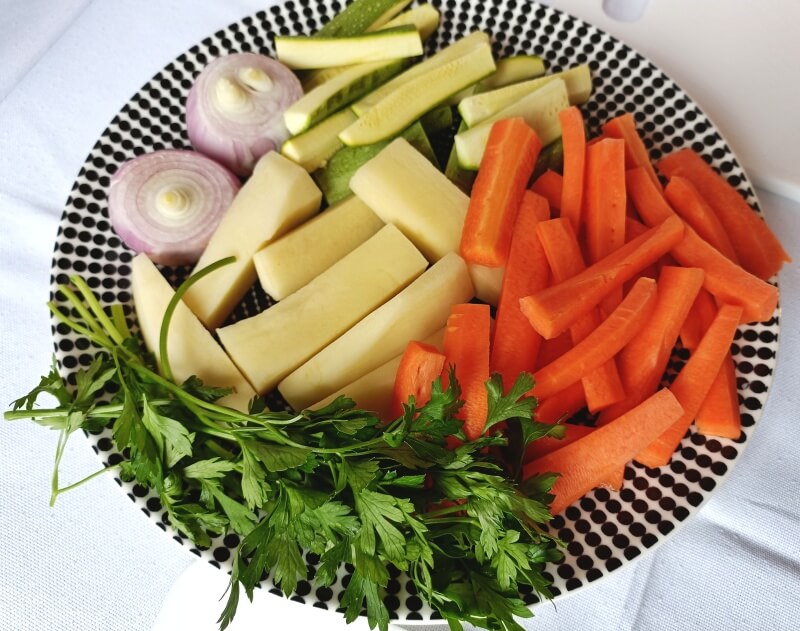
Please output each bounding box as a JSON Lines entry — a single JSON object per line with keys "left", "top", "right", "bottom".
{"left": 48, "top": 0, "right": 780, "bottom": 623}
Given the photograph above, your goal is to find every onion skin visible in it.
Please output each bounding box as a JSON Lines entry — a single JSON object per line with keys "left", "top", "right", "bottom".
{"left": 186, "top": 53, "right": 303, "bottom": 176}
{"left": 108, "top": 150, "right": 240, "bottom": 266}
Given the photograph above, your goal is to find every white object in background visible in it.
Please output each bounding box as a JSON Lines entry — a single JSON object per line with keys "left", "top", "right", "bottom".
{"left": 602, "top": 0, "right": 651, "bottom": 22}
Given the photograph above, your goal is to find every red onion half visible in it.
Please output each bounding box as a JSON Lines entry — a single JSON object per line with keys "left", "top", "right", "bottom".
{"left": 186, "top": 53, "right": 303, "bottom": 176}
{"left": 108, "top": 150, "right": 240, "bottom": 266}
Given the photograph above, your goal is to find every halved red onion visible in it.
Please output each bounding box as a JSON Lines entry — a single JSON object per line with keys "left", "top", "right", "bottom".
{"left": 186, "top": 53, "right": 303, "bottom": 176}
{"left": 108, "top": 150, "right": 239, "bottom": 266}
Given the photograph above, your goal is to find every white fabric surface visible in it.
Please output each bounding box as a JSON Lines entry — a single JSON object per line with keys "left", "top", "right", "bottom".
{"left": 0, "top": 2, "right": 798, "bottom": 630}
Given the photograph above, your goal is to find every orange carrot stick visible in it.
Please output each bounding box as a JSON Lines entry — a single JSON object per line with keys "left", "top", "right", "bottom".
{"left": 536, "top": 218, "right": 625, "bottom": 412}
{"left": 532, "top": 277, "right": 658, "bottom": 400}
{"left": 460, "top": 117, "right": 542, "bottom": 266}
{"left": 558, "top": 106, "right": 586, "bottom": 232}
{"left": 658, "top": 148, "right": 791, "bottom": 280}
{"left": 491, "top": 192, "right": 551, "bottom": 390}
{"left": 523, "top": 388, "right": 685, "bottom": 514}
{"left": 519, "top": 215, "right": 684, "bottom": 339}
{"left": 635, "top": 304, "right": 743, "bottom": 468}
{"left": 442, "top": 303, "right": 491, "bottom": 440}
{"left": 664, "top": 175, "right": 739, "bottom": 263}
{"left": 696, "top": 353, "right": 741, "bottom": 439}
{"left": 627, "top": 167, "right": 779, "bottom": 324}
{"left": 390, "top": 341, "right": 447, "bottom": 419}
{"left": 525, "top": 423, "right": 594, "bottom": 461}
{"left": 679, "top": 288, "right": 717, "bottom": 350}
{"left": 530, "top": 170, "right": 562, "bottom": 211}
{"left": 534, "top": 381, "right": 586, "bottom": 424}
{"left": 534, "top": 331, "right": 573, "bottom": 371}
{"left": 596, "top": 266, "right": 704, "bottom": 426}
{"left": 602, "top": 112, "right": 661, "bottom": 190}
{"left": 584, "top": 138, "right": 627, "bottom": 265}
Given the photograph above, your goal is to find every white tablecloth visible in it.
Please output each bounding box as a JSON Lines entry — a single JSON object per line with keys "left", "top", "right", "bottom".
{"left": 1, "top": 2, "right": 798, "bottom": 630}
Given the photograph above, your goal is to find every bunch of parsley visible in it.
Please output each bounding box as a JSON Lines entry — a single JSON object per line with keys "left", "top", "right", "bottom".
{"left": 5, "top": 265, "right": 564, "bottom": 631}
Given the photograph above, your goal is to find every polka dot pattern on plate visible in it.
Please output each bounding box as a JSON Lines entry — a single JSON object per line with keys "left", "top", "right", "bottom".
{"left": 49, "top": 0, "right": 780, "bottom": 623}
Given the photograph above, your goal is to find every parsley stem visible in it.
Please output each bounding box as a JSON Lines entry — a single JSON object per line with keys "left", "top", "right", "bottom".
{"left": 56, "top": 284, "right": 113, "bottom": 346}
{"left": 70, "top": 275, "right": 125, "bottom": 345}
{"left": 48, "top": 301, "right": 112, "bottom": 351}
{"left": 52, "top": 463, "right": 122, "bottom": 499}
{"left": 158, "top": 256, "right": 236, "bottom": 383}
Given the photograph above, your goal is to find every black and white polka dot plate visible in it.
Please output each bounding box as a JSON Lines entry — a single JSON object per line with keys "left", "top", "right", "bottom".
{"left": 49, "top": 0, "right": 781, "bottom": 624}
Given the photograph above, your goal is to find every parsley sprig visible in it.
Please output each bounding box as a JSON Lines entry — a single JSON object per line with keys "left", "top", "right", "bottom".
{"left": 5, "top": 263, "right": 565, "bottom": 631}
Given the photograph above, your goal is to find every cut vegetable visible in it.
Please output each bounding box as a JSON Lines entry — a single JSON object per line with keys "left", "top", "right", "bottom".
{"left": 457, "top": 64, "right": 592, "bottom": 127}
{"left": 520, "top": 215, "right": 684, "bottom": 339}
{"left": 182, "top": 151, "right": 322, "bottom": 330}
{"left": 696, "top": 353, "right": 741, "bottom": 439}
{"left": 280, "top": 108, "right": 357, "bottom": 172}
{"left": 460, "top": 118, "right": 542, "bottom": 266}
{"left": 635, "top": 304, "right": 743, "bottom": 468}
{"left": 664, "top": 175, "right": 739, "bottom": 263}
{"left": 314, "top": 120, "right": 437, "bottom": 205}
{"left": 351, "top": 31, "right": 490, "bottom": 115}
{"left": 602, "top": 112, "right": 660, "bottom": 190}
{"left": 532, "top": 277, "right": 658, "bottom": 400}
{"left": 218, "top": 225, "right": 427, "bottom": 394}
{"left": 490, "top": 191, "right": 550, "bottom": 390}
{"left": 108, "top": 150, "right": 239, "bottom": 266}
{"left": 390, "top": 341, "right": 447, "bottom": 419}
{"left": 315, "top": 0, "right": 414, "bottom": 37}
{"left": 442, "top": 303, "right": 491, "bottom": 440}
{"left": 530, "top": 170, "right": 563, "bottom": 211}
{"left": 626, "top": 166, "right": 779, "bottom": 324}
{"left": 186, "top": 53, "right": 303, "bottom": 176}
{"left": 275, "top": 26, "right": 423, "bottom": 69}
{"left": 454, "top": 78, "right": 570, "bottom": 169}
{"left": 534, "top": 382, "right": 586, "bottom": 425}
{"left": 340, "top": 39, "right": 496, "bottom": 146}
{"left": 252, "top": 195, "right": 383, "bottom": 300}
{"left": 596, "top": 265, "right": 704, "bottom": 426}
{"left": 350, "top": 137, "right": 468, "bottom": 261}
{"left": 284, "top": 58, "right": 409, "bottom": 135}
{"left": 679, "top": 288, "right": 718, "bottom": 350}
{"left": 557, "top": 106, "right": 586, "bottom": 233}
{"left": 279, "top": 252, "right": 474, "bottom": 410}
{"left": 536, "top": 218, "right": 625, "bottom": 412}
{"left": 523, "top": 388, "right": 685, "bottom": 515}
{"left": 658, "top": 148, "right": 791, "bottom": 280}
{"left": 131, "top": 254, "right": 256, "bottom": 412}
{"left": 480, "top": 55, "right": 546, "bottom": 90}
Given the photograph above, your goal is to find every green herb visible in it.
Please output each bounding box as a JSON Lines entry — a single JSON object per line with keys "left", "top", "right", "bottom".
{"left": 5, "top": 264, "right": 562, "bottom": 631}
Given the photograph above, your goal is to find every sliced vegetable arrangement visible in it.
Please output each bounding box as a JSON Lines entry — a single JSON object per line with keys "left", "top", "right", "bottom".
{"left": 4, "top": 0, "right": 792, "bottom": 630}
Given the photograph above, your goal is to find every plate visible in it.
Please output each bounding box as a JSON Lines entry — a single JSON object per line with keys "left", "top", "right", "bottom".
{"left": 48, "top": 0, "right": 780, "bottom": 623}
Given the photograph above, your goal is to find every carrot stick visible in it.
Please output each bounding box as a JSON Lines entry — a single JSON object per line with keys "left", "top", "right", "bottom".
{"left": 536, "top": 218, "right": 625, "bottom": 412}
{"left": 519, "top": 214, "right": 684, "bottom": 339}
{"left": 627, "top": 166, "right": 779, "bottom": 324}
{"left": 602, "top": 112, "right": 661, "bottom": 190}
{"left": 534, "top": 381, "right": 586, "bottom": 424}
{"left": 696, "top": 353, "right": 741, "bottom": 439}
{"left": 635, "top": 304, "right": 743, "bottom": 468}
{"left": 558, "top": 106, "right": 586, "bottom": 232}
{"left": 664, "top": 175, "right": 739, "bottom": 263}
{"left": 658, "top": 148, "right": 791, "bottom": 280}
{"left": 491, "top": 192, "right": 551, "bottom": 390}
{"left": 530, "top": 170, "right": 562, "bottom": 211}
{"left": 584, "top": 138, "right": 627, "bottom": 265}
{"left": 442, "top": 303, "right": 491, "bottom": 440}
{"left": 534, "top": 331, "right": 573, "bottom": 370}
{"left": 460, "top": 117, "right": 542, "bottom": 266}
{"left": 596, "top": 266, "right": 704, "bottom": 426}
{"left": 532, "top": 277, "right": 658, "bottom": 400}
{"left": 523, "top": 388, "right": 685, "bottom": 514}
{"left": 390, "top": 341, "right": 447, "bottom": 419}
{"left": 679, "top": 288, "right": 717, "bottom": 350}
